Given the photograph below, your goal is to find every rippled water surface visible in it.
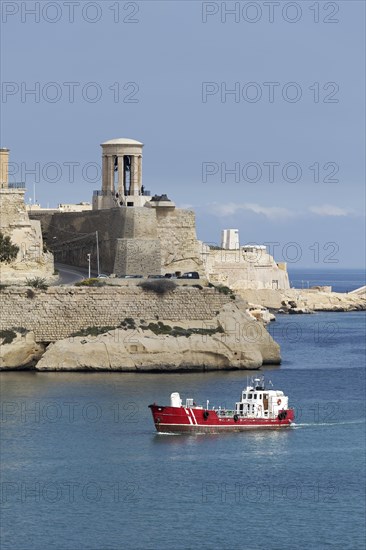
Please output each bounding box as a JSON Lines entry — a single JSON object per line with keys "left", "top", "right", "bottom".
{"left": 1, "top": 312, "right": 365, "bottom": 550}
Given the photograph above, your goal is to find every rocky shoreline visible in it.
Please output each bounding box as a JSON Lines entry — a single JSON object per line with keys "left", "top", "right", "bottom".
{"left": 0, "top": 302, "right": 280, "bottom": 371}
{"left": 237, "top": 288, "right": 366, "bottom": 314}
{"left": 1, "top": 285, "right": 364, "bottom": 372}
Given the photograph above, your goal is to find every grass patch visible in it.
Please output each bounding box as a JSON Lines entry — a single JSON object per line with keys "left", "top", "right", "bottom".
{"left": 0, "top": 329, "right": 17, "bottom": 344}
{"left": 140, "top": 322, "right": 225, "bottom": 338}
{"left": 69, "top": 318, "right": 226, "bottom": 340}
{"left": 70, "top": 326, "right": 117, "bottom": 337}
{"left": 26, "top": 277, "right": 48, "bottom": 290}
{"left": 75, "top": 278, "right": 106, "bottom": 287}
{"left": 209, "top": 283, "right": 236, "bottom": 299}
{"left": 138, "top": 280, "right": 177, "bottom": 295}
{"left": 120, "top": 317, "right": 136, "bottom": 330}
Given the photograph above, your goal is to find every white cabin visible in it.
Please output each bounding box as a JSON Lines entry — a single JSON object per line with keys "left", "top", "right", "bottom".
{"left": 235, "top": 377, "right": 289, "bottom": 419}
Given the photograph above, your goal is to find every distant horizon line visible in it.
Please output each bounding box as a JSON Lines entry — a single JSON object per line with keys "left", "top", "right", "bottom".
{"left": 287, "top": 266, "right": 365, "bottom": 271}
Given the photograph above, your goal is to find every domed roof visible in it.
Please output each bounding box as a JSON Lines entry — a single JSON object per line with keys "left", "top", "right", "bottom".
{"left": 101, "top": 138, "right": 143, "bottom": 146}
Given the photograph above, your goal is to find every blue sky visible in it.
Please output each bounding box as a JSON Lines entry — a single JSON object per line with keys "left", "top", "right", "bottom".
{"left": 1, "top": 0, "right": 365, "bottom": 267}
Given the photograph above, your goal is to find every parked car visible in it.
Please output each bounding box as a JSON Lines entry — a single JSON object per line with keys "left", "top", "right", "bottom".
{"left": 97, "top": 274, "right": 109, "bottom": 279}
{"left": 177, "top": 271, "right": 200, "bottom": 279}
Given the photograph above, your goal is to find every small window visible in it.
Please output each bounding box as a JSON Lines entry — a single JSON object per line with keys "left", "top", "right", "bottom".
{"left": 243, "top": 393, "right": 246, "bottom": 399}
{"left": 259, "top": 394, "right": 262, "bottom": 399}
{"left": 248, "top": 394, "right": 252, "bottom": 399}
{"left": 254, "top": 394, "right": 257, "bottom": 399}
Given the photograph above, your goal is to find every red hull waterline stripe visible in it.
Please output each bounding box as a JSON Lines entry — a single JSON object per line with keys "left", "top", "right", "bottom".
{"left": 156, "top": 423, "right": 293, "bottom": 433}
{"left": 149, "top": 404, "right": 295, "bottom": 433}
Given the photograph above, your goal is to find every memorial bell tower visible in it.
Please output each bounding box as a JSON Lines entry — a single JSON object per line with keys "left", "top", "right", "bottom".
{"left": 93, "top": 138, "right": 150, "bottom": 210}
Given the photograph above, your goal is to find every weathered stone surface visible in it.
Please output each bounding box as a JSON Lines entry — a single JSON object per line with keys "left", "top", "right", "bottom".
{"left": 0, "top": 331, "right": 44, "bottom": 369}
{"left": 35, "top": 301, "right": 280, "bottom": 371}
{"left": 0, "top": 286, "right": 241, "bottom": 342}
{"left": 236, "top": 288, "right": 366, "bottom": 313}
{"left": 203, "top": 246, "right": 290, "bottom": 290}
{"left": 246, "top": 303, "right": 276, "bottom": 324}
{"left": 0, "top": 189, "right": 54, "bottom": 283}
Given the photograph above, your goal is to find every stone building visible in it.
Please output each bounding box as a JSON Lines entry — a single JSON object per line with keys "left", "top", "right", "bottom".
{"left": 28, "top": 137, "right": 290, "bottom": 289}
{"left": 201, "top": 238, "right": 289, "bottom": 290}
{"left": 30, "top": 138, "right": 204, "bottom": 277}
{"left": 0, "top": 148, "right": 54, "bottom": 283}
{"left": 93, "top": 138, "right": 150, "bottom": 210}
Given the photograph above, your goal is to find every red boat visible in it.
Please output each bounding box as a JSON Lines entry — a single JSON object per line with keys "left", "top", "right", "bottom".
{"left": 149, "top": 377, "right": 294, "bottom": 433}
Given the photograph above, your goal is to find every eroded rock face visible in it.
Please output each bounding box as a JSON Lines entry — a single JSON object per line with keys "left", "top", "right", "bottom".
{"left": 246, "top": 303, "right": 276, "bottom": 324}
{"left": 236, "top": 289, "right": 366, "bottom": 313}
{"left": 0, "top": 330, "right": 45, "bottom": 369}
{"left": 35, "top": 302, "right": 281, "bottom": 372}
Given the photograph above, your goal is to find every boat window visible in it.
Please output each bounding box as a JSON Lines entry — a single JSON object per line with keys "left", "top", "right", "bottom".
{"left": 259, "top": 394, "right": 262, "bottom": 399}
{"left": 254, "top": 394, "right": 257, "bottom": 399}
{"left": 248, "top": 394, "right": 252, "bottom": 399}
{"left": 242, "top": 394, "right": 246, "bottom": 399}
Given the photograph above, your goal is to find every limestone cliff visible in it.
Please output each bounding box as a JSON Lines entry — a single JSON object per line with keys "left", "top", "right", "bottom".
{"left": 0, "top": 330, "right": 44, "bottom": 369}
{"left": 201, "top": 245, "right": 290, "bottom": 291}
{"left": 30, "top": 302, "right": 281, "bottom": 372}
{"left": 0, "top": 189, "right": 54, "bottom": 283}
{"left": 236, "top": 288, "right": 366, "bottom": 312}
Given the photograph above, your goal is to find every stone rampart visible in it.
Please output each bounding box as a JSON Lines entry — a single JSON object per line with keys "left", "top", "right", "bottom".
{"left": 30, "top": 206, "right": 201, "bottom": 276}
{"left": 0, "top": 286, "right": 234, "bottom": 342}
{"left": 0, "top": 189, "right": 54, "bottom": 283}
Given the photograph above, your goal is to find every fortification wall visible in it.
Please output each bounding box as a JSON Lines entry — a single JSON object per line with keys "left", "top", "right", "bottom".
{"left": 30, "top": 206, "right": 203, "bottom": 277}
{"left": 203, "top": 248, "right": 290, "bottom": 290}
{"left": 31, "top": 208, "right": 124, "bottom": 273}
{"left": 0, "top": 286, "right": 234, "bottom": 342}
{"left": 156, "top": 208, "right": 204, "bottom": 275}
{"left": 0, "top": 190, "right": 29, "bottom": 229}
{"left": 0, "top": 190, "right": 54, "bottom": 283}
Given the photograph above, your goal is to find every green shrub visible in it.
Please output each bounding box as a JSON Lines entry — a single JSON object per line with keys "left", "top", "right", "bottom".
{"left": 140, "top": 322, "right": 224, "bottom": 338}
{"left": 138, "top": 280, "right": 177, "bottom": 295}
{"left": 0, "top": 329, "right": 17, "bottom": 345}
{"left": 71, "top": 326, "right": 116, "bottom": 337}
{"left": 75, "top": 278, "right": 105, "bottom": 287}
{"left": 26, "top": 277, "right": 48, "bottom": 290}
{"left": 120, "top": 317, "right": 136, "bottom": 330}
{"left": 211, "top": 283, "right": 236, "bottom": 299}
{"left": 0, "top": 232, "right": 19, "bottom": 263}
{"left": 215, "top": 284, "right": 232, "bottom": 295}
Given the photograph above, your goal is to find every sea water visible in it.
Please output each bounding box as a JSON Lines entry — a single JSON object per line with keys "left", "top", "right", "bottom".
{"left": 288, "top": 267, "right": 365, "bottom": 293}
{"left": 1, "top": 292, "right": 365, "bottom": 550}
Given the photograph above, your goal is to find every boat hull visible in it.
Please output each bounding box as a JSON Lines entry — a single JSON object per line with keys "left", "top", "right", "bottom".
{"left": 149, "top": 405, "right": 294, "bottom": 434}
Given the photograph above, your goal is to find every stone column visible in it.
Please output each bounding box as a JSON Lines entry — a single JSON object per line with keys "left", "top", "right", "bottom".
{"left": 0, "top": 148, "right": 9, "bottom": 189}
{"left": 130, "top": 156, "right": 139, "bottom": 196}
{"left": 109, "top": 155, "right": 115, "bottom": 193}
{"left": 102, "top": 155, "right": 108, "bottom": 193}
{"left": 117, "top": 155, "right": 124, "bottom": 197}
{"left": 138, "top": 155, "right": 142, "bottom": 192}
